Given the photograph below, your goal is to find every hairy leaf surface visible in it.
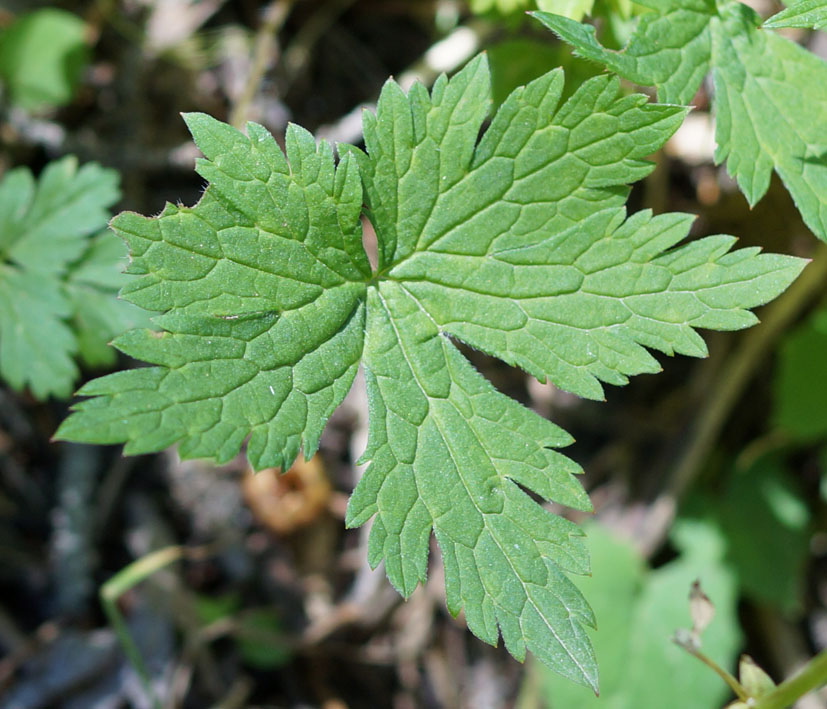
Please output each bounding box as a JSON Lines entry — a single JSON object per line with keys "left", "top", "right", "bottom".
{"left": 764, "top": 0, "right": 827, "bottom": 30}
{"left": 57, "top": 56, "right": 806, "bottom": 688}
{"left": 535, "top": 1, "right": 827, "bottom": 241}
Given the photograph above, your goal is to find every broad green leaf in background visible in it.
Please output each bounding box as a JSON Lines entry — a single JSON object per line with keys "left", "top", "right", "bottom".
{"left": 534, "top": 1, "right": 827, "bottom": 241}
{"left": 0, "top": 8, "right": 89, "bottom": 110}
{"left": 487, "top": 38, "right": 601, "bottom": 107}
{"left": 57, "top": 55, "right": 805, "bottom": 688}
{"left": 0, "top": 157, "right": 144, "bottom": 399}
{"left": 764, "top": 0, "right": 827, "bottom": 30}
{"left": 773, "top": 307, "right": 827, "bottom": 440}
{"left": 536, "top": 520, "right": 741, "bottom": 708}
{"left": 705, "top": 458, "right": 810, "bottom": 614}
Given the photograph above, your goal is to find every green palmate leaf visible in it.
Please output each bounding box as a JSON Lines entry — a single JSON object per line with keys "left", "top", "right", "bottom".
{"left": 57, "top": 56, "right": 805, "bottom": 688}
{"left": 0, "top": 156, "right": 142, "bottom": 399}
{"left": 764, "top": 0, "right": 827, "bottom": 30}
{"left": 534, "top": 1, "right": 827, "bottom": 241}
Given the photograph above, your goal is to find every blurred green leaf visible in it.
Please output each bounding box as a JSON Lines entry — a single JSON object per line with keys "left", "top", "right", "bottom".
{"left": 711, "top": 458, "right": 810, "bottom": 614}
{"left": 236, "top": 609, "right": 291, "bottom": 669}
{"left": 773, "top": 309, "right": 827, "bottom": 440}
{"left": 536, "top": 0, "right": 595, "bottom": 20}
{"left": 194, "top": 596, "right": 290, "bottom": 668}
{"left": 487, "top": 38, "right": 600, "bottom": 107}
{"left": 67, "top": 232, "right": 152, "bottom": 368}
{"left": 469, "top": 0, "right": 633, "bottom": 20}
{"left": 193, "top": 592, "right": 241, "bottom": 626}
{"left": 0, "top": 156, "right": 139, "bottom": 399}
{"left": 536, "top": 519, "right": 741, "bottom": 708}
{"left": 0, "top": 8, "right": 89, "bottom": 110}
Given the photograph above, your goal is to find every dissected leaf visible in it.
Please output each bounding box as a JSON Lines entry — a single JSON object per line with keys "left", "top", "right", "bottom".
{"left": 57, "top": 56, "right": 805, "bottom": 687}
{"left": 0, "top": 8, "right": 89, "bottom": 110}
{"left": 66, "top": 231, "right": 151, "bottom": 368}
{"left": 536, "top": 520, "right": 741, "bottom": 708}
{"left": 764, "top": 0, "right": 827, "bottom": 30}
{"left": 0, "top": 157, "right": 139, "bottom": 399}
{"left": 534, "top": 1, "right": 827, "bottom": 241}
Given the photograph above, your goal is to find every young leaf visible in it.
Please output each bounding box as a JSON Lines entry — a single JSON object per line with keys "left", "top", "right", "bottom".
{"left": 57, "top": 56, "right": 806, "bottom": 688}
{"left": 764, "top": 0, "right": 827, "bottom": 30}
{"left": 534, "top": 1, "right": 827, "bottom": 241}
{"left": 0, "top": 156, "right": 139, "bottom": 399}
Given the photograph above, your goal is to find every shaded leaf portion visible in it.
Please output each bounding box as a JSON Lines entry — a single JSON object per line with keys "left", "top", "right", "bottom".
{"left": 773, "top": 307, "right": 827, "bottom": 439}
{"left": 764, "top": 0, "right": 827, "bottom": 30}
{"left": 58, "top": 115, "right": 369, "bottom": 469}
{"left": 1, "top": 157, "right": 118, "bottom": 275}
{"left": 348, "top": 281, "right": 595, "bottom": 686}
{"left": 488, "top": 38, "right": 601, "bottom": 108}
{"left": 0, "top": 156, "right": 131, "bottom": 399}
{"left": 712, "top": 4, "right": 827, "bottom": 234}
{"left": 710, "top": 458, "right": 810, "bottom": 614}
{"left": 0, "top": 8, "right": 89, "bottom": 110}
{"left": 535, "top": 1, "right": 827, "bottom": 241}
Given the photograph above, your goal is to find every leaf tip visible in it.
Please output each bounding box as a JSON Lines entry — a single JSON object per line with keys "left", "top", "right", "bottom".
{"left": 180, "top": 111, "right": 209, "bottom": 134}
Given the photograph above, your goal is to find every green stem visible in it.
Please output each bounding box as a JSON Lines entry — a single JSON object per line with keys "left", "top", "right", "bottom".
{"left": 753, "top": 649, "right": 827, "bottom": 709}
{"left": 675, "top": 637, "right": 749, "bottom": 702}
{"left": 229, "top": 0, "right": 294, "bottom": 130}
{"left": 100, "top": 545, "right": 188, "bottom": 709}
